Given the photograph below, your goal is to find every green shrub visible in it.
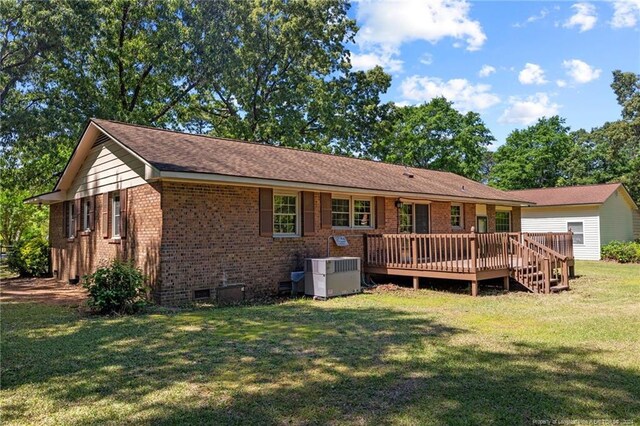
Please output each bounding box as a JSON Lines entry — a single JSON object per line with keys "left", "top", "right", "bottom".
{"left": 83, "top": 260, "right": 148, "bottom": 314}
{"left": 7, "top": 237, "right": 50, "bottom": 277}
{"left": 601, "top": 240, "right": 640, "bottom": 263}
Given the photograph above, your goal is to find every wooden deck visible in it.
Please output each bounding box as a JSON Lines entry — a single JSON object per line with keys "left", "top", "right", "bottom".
{"left": 363, "top": 232, "right": 574, "bottom": 295}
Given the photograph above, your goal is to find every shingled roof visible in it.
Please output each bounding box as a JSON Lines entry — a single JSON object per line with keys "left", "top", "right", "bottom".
{"left": 90, "top": 119, "right": 530, "bottom": 204}
{"left": 506, "top": 183, "right": 635, "bottom": 207}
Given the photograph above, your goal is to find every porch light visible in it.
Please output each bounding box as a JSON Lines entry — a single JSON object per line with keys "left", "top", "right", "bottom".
{"left": 395, "top": 200, "right": 403, "bottom": 208}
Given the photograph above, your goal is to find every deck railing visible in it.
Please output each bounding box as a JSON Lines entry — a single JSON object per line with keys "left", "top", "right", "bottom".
{"left": 522, "top": 232, "right": 574, "bottom": 259}
{"left": 365, "top": 232, "right": 511, "bottom": 273}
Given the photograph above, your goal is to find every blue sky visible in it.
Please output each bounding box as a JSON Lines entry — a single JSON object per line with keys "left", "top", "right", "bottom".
{"left": 348, "top": 0, "right": 640, "bottom": 149}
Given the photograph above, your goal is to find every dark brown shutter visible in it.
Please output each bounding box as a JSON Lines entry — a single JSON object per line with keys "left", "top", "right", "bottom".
{"left": 259, "top": 188, "right": 273, "bottom": 237}
{"left": 375, "top": 196, "right": 386, "bottom": 229}
{"left": 74, "top": 198, "right": 81, "bottom": 236}
{"left": 302, "top": 191, "right": 315, "bottom": 236}
{"left": 102, "top": 192, "right": 110, "bottom": 239}
{"left": 120, "top": 189, "right": 128, "bottom": 239}
{"left": 320, "top": 192, "right": 332, "bottom": 229}
{"left": 88, "top": 196, "right": 95, "bottom": 231}
{"left": 62, "top": 201, "right": 68, "bottom": 237}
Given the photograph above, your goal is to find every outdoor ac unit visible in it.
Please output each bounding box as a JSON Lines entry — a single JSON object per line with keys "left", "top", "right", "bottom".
{"left": 304, "top": 257, "right": 361, "bottom": 299}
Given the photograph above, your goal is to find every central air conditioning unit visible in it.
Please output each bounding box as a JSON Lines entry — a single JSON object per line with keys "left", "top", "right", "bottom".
{"left": 304, "top": 257, "right": 361, "bottom": 299}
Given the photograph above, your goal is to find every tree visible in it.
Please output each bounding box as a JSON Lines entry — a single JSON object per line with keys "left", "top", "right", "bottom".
{"left": 370, "top": 98, "right": 494, "bottom": 180}
{"left": 489, "top": 116, "right": 573, "bottom": 190}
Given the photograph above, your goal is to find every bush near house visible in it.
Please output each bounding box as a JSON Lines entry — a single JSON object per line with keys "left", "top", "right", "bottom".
{"left": 83, "top": 260, "right": 148, "bottom": 314}
{"left": 601, "top": 240, "right": 640, "bottom": 263}
{"left": 6, "top": 237, "right": 50, "bottom": 277}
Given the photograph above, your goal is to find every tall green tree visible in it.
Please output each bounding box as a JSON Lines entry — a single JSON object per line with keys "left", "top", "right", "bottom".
{"left": 489, "top": 116, "right": 573, "bottom": 190}
{"left": 370, "top": 98, "right": 494, "bottom": 180}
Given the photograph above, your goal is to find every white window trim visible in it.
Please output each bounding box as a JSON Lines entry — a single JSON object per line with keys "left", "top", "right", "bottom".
{"left": 82, "top": 198, "right": 91, "bottom": 232}
{"left": 567, "top": 221, "right": 585, "bottom": 246}
{"left": 330, "top": 195, "right": 375, "bottom": 229}
{"left": 399, "top": 202, "right": 430, "bottom": 234}
{"left": 495, "top": 210, "right": 512, "bottom": 233}
{"left": 273, "top": 191, "right": 300, "bottom": 238}
{"left": 112, "top": 193, "right": 121, "bottom": 239}
{"left": 451, "top": 203, "right": 463, "bottom": 230}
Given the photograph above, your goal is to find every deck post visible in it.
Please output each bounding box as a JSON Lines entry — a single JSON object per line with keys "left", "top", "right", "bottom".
{"left": 471, "top": 280, "right": 478, "bottom": 297}
{"left": 503, "top": 275, "right": 510, "bottom": 291}
{"left": 413, "top": 276, "right": 419, "bottom": 290}
{"left": 543, "top": 257, "right": 551, "bottom": 294}
{"left": 411, "top": 236, "right": 418, "bottom": 268}
{"left": 470, "top": 227, "right": 477, "bottom": 274}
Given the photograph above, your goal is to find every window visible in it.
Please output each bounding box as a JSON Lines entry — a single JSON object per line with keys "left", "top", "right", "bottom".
{"left": 496, "top": 211, "right": 511, "bottom": 232}
{"left": 399, "top": 203, "right": 414, "bottom": 233}
{"left": 331, "top": 198, "right": 350, "bottom": 227}
{"left": 66, "top": 202, "right": 75, "bottom": 238}
{"left": 451, "top": 204, "right": 462, "bottom": 229}
{"left": 567, "top": 222, "right": 584, "bottom": 245}
{"left": 476, "top": 216, "right": 488, "bottom": 233}
{"left": 353, "top": 199, "right": 371, "bottom": 228}
{"left": 112, "top": 194, "right": 121, "bottom": 238}
{"left": 274, "top": 193, "right": 298, "bottom": 236}
{"left": 82, "top": 198, "right": 91, "bottom": 231}
{"left": 330, "top": 196, "right": 374, "bottom": 228}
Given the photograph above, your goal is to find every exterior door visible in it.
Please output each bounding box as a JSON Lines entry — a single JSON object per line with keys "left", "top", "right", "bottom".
{"left": 477, "top": 216, "right": 488, "bottom": 233}
{"left": 415, "top": 204, "right": 430, "bottom": 234}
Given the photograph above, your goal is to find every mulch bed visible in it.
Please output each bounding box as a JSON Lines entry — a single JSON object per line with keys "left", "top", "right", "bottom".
{"left": 0, "top": 277, "right": 88, "bottom": 306}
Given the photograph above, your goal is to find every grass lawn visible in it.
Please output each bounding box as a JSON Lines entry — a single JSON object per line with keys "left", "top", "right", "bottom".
{"left": 2, "top": 261, "right": 639, "bottom": 425}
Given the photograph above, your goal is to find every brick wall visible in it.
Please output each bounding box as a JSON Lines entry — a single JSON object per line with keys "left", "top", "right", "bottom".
{"left": 49, "top": 183, "right": 162, "bottom": 293}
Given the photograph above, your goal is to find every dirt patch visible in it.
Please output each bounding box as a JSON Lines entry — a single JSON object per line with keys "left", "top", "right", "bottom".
{"left": 0, "top": 277, "right": 88, "bottom": 306}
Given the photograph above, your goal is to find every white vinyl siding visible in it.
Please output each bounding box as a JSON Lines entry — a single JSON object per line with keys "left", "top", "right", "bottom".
{"left": 67, "top": 138, "right": 146, "bottom": 198}
{"left": 520, "top": 206, "right": 601, "bottom": 260}
{"left": 599, "top": 188, "right": 635, "bottom": 245}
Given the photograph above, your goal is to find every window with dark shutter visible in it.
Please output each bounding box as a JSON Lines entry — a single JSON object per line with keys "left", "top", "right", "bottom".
{"left": 119, "top": 189, "right": 128, "bottom": 239}
{"left": 102, "top": 192, "right": 110, "bottom": 239}
{"left": 89, "top": 196, "right": 95, "bottom": 231}
{"left": 259, "top": 188, "right": 274, "bottom": 236}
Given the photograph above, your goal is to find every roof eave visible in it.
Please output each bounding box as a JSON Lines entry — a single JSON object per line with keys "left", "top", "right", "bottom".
{"left": 158, "top": 171, "right": 530, "bottom": 206}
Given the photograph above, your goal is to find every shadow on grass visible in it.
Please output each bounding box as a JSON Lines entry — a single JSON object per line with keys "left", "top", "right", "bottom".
{"left": 2, "top": 302, "right": 639, "bottom": 425}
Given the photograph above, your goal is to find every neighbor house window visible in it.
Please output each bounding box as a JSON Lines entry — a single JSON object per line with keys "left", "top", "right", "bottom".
{"left": 353, "top": 199, "right": 371, "bottom": 228}
{"left": 66, "top": 202, "right": 75, "bottom": 238}
{"left": 568, "top": 222, "right": 584, "bottom": 245}
{"left": 399, "top": 203, "right": 414, "bottom": 233}
{"left": 273, "top": 193, "right": 298, "bottom": 236}
{"left": 112, "top": 194, "right": 121, "bottom": 238}
{"left": 331, "top": 198, "right": 350, "bottom": 227}
{"left": 451, "top": 204, "right": 463, "bottom": 229}
{"left": 496, "top": 211, "right": 511, "bottom": 232}
{"left": 82, "top": 198, "right": 91, "bottom": 231}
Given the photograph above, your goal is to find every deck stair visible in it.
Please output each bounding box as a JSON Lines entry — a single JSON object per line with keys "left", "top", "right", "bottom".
{"left": 507, "top": 236, "right": 570, "bottom": 294}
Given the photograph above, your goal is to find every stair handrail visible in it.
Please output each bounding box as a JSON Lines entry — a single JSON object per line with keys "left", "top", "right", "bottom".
{"left": 508, "top": 237, "right": 551, "bottom": 293}
{"left": 522, "top": 236, "right": 568, "bottom": 261}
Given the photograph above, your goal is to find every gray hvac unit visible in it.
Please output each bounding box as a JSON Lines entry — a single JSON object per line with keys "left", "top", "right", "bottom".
{"left": 304, "top": 257, "right": 361, "bottom": 299}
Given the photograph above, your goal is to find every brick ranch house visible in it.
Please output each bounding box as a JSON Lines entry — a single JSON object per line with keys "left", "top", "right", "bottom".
{"left": 27, "top": 119, "right": 573, "bottom": 305}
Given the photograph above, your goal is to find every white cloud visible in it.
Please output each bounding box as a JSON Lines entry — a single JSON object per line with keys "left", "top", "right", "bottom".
{"left": 611, "top": 0, "right": 640, "bottom": 28}
{"left": 563, "top": 2, "right": 598, "bottom": 32}
{"left": 513, "top": 8, "right": 549, "bottom": 27}
{"left": 356, "top": 0, "right": 486, "bottom": 52}
{"left": 400, "top": 75, "right": 500, "bottom": 112}
{"left": 350, "top": 49, "right": 404, "bottom": 73}
{"left": 518, "top": 63, "right": 548, "bottom": 85}
{"left": 420, "top": 53, "right": 434, "bottom": 66}
{"left": 556, "top": 79, "right": 567, "bottom": 87}
{"left": 499, "top": 93, "right": 560, "bottom": 125}
{"left": 478, "top": 65, "right": 496, "bottom": 78}
{"left": 562, "top": 59, "right": 602, "bottom": 83}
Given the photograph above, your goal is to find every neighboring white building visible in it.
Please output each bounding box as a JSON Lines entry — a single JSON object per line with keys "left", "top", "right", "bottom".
{"left": 507, "top": 183, "right": 639, "bottom": 260}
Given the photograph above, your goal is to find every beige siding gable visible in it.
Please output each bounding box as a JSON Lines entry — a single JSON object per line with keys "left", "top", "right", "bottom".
{"left": 67, "top": 139, "right": 146, "bottom": 199}
{"left": 599, "top": 187, "right": 635, "bottom": 244}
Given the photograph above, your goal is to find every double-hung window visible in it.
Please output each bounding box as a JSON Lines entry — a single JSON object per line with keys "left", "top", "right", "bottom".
{"left": 274, "top": 193, "right": 298, "bottom": 236}
{"left": 82, "top": 198, "right": 91, "bottom": 231}
{"left": 66, "top": 202, "right": 75, "bottom": 238}
{"left": 451, "top": 204, "right": 463, "bottom": 229}
{"left": 567, "top": 222, "right": 584, "bottom": 245}
{"left": 331, "top": 198, "right": 350, "bottom": 227}
{"left": 495, "top": 211, "right": 511, "bottom": 232}
{"left": 330, "top": 196, "right": 374, "bottom": 228}
{"left": 112, "top": 194, "right": 121, "bottom": 238}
